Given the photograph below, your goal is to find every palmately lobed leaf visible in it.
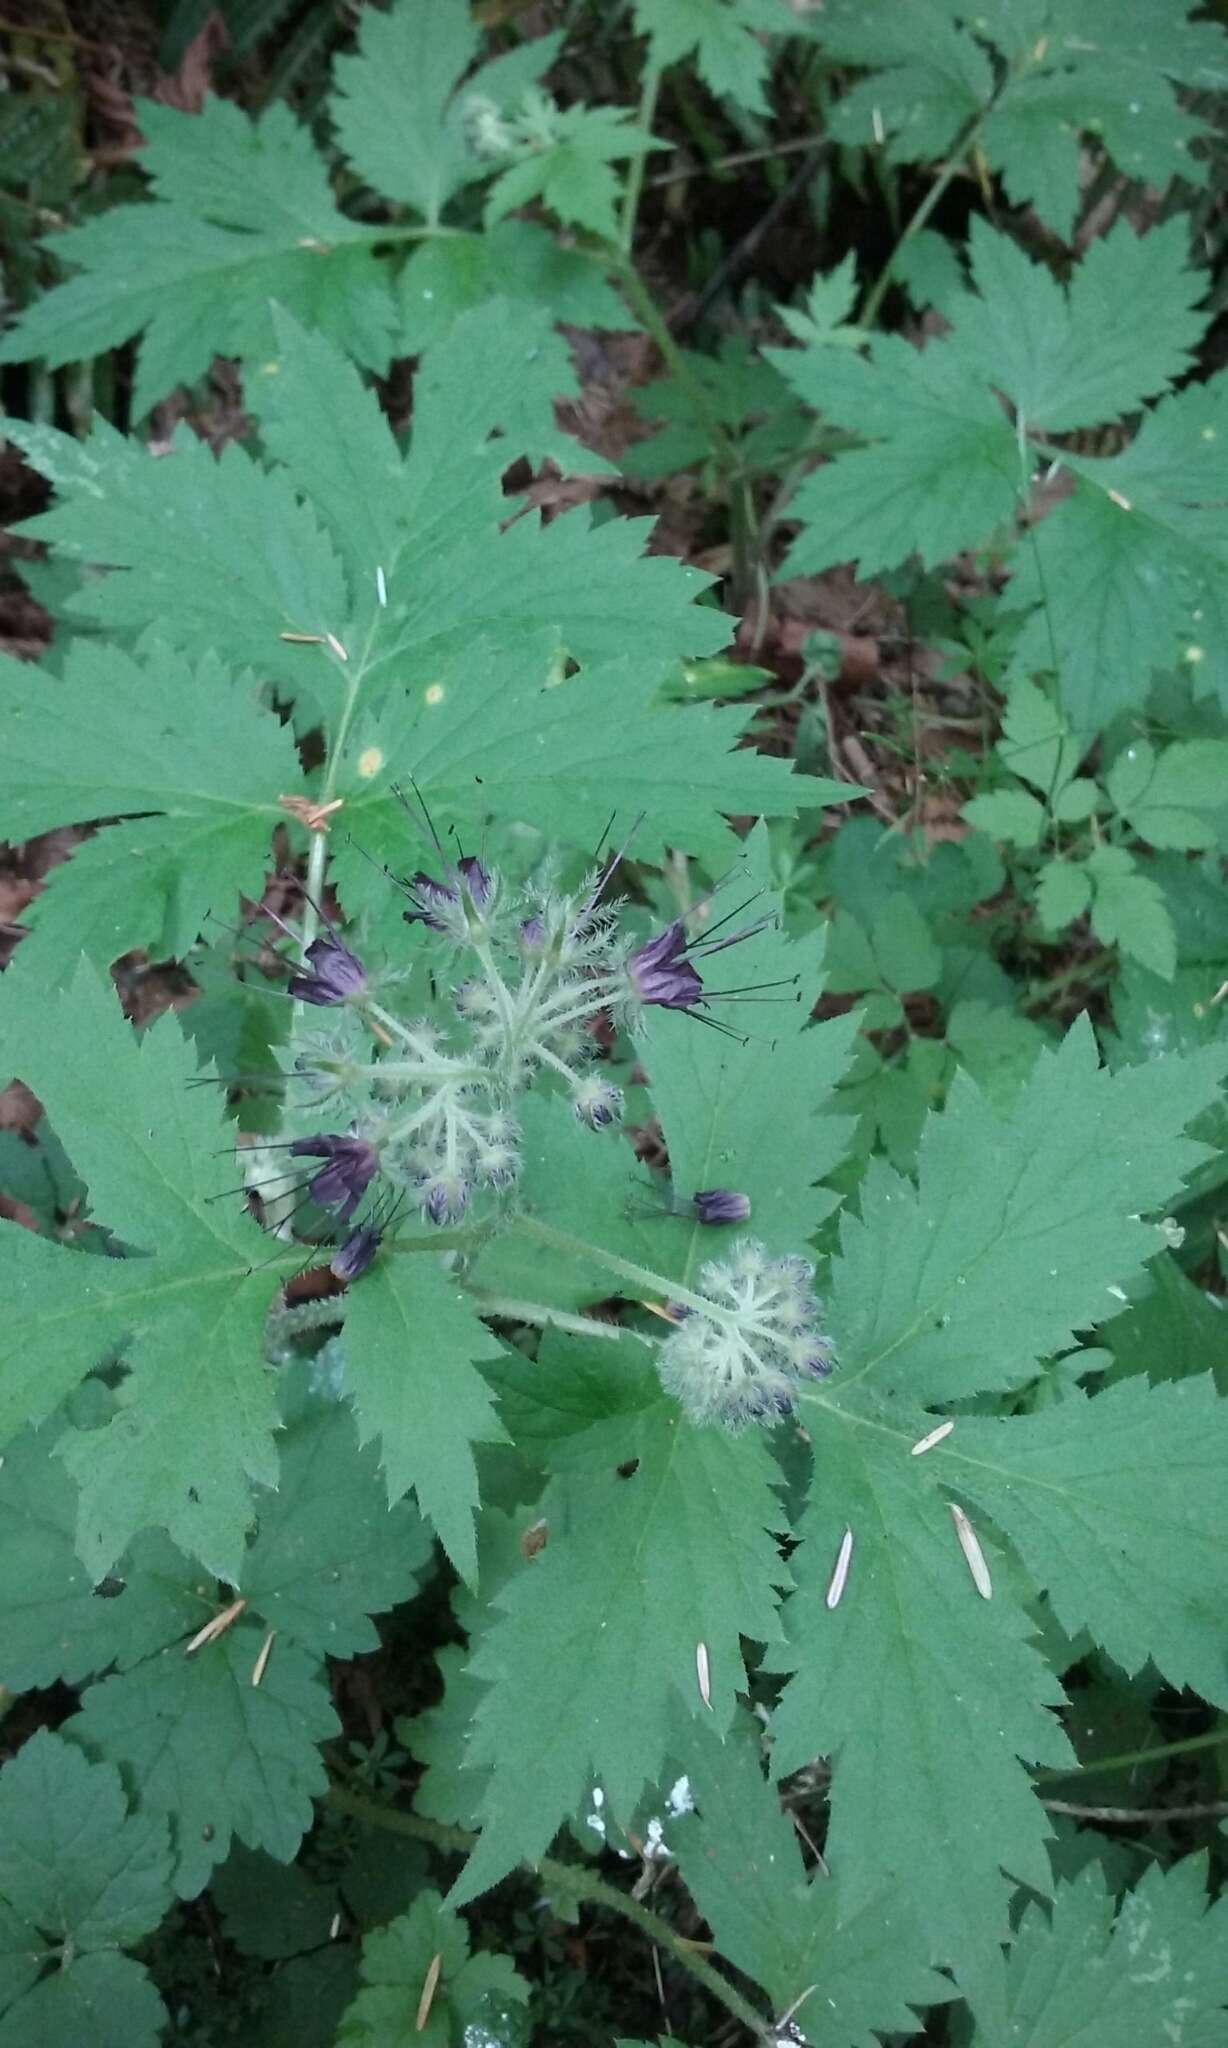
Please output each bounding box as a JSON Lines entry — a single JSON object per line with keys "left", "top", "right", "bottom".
{"left": 0, "top": 639, "right": 298, "bottom": 982}
{"left": 633, "top": 0, "right": 797, "bottom": 116}
{"left": 449, "top": 1391, "right": 791, "bottom": 1905}
{"left": 68, "top": 1625, "right": 337, "bottom": 1898}
{"left": 1, "top": 963, "right": 279, "bottom": 1579}
{"left": 975, "top": 1855, "right": 1228, "bottom": 2046}
{"left": 0, "top": 97, "right": 395, "bottom": 417}
{"left": 826, "top": 1015, "right": 1228, "bottom": 1401}
{"left": 0, "top": 1731, "right": 172, "bottom": 2044}
{"left": 808, "top": 0, "right": 1223, "bottom": 240}
{"left": 768, "top": 1417, "right": 1073, "bottom": 1979}
{"left": 671, "top": 1709, "right": 948, "bottom": 2036}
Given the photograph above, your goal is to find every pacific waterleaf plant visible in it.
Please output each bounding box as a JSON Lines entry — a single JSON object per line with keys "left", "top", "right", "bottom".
{"left": 4, "top": 9, "right": 1228, "bottom": 2040}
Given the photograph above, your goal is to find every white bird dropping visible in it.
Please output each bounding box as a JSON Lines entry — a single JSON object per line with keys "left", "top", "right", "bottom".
{"left": 949, "top": 1503, "right": 992, "bottom": 1599}
{"left": 825, "top": 1526, "right": 854, "bottom": 1610}
{"left": 375, "top": 564, "right": 387, "bottom": 607}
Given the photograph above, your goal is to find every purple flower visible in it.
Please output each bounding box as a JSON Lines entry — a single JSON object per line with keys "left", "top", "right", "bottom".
{"left": 329, "top": 1221, "right": 382, "bottom": 1281}
{"left": 287, "top": 933, "right": 366, "bottom": 1007}
{"left": 288, "top": 1134, "right": 380, "bottom": 1223}
{"left": 626, "top": 922, "right": 704, "bottom": 1011}
{"left": 624, "top": 903, "right": 777, "bottom": 1017}
{"left": 693, "top": 1189, "right": 752, "bottom": 1226}
{"left": 519, "top": 914, "right": 546, "bottom": 950}
{"left": 402, "top": 856, "right": 492, "bottom": 933}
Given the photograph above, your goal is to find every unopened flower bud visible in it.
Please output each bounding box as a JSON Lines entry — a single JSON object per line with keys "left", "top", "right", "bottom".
{"left": 421, "top": 1173, "right": 469, "bottom": 1225}
{"left": 403, "top": 857, "right": 493, "bottom": 937}
{"left": 329, "top": 1221, "right": 382, "bottom": 1282}
{"left": 693, "top": 1189, "right": 751, "bottom": 1226}
{"left": 572, "top": 1074, "right": 623, "bottom": 1129}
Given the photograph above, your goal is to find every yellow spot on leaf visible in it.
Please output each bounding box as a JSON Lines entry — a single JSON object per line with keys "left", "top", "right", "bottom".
{"left": 424, "top": 682, "right": 445, "bottom": 706}
{"left": 357, "top": 747, "right": 385, "bottom": 779}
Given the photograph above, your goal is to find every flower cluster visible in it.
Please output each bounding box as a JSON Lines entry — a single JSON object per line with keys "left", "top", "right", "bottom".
{"left": 239, "top": 838, "right": 773, "bottom": 1265}
{"left": 656, "top": 1240, "right": 833, "bottom": 1427}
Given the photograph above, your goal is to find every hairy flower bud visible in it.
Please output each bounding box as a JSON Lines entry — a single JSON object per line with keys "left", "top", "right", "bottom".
{"left": 402, "top": 857, "right": 494, "bottom": 940}
{"left": 572, "top": 1074, "right": 623, "bottom": 1129}
{"left": 656, "top": 1240, "right": 833, "bottom": 1427}
{"left": 329, "top": 1221, "right": 382, "bottom": 1281}
{"left": 693, "top": 1189, "right": 751, "bottom": 1226}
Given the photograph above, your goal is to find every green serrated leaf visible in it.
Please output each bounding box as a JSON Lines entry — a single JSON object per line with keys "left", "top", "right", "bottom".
{"left": 810, "top": 0, "right": 1221, "bottom": 241}
{"left": 769, "top": 1419, "right": 1072, "bottom": 1978}
{"left": 634, "top": 0, "right": 794, "bottom": 114}
{"left": 1035, "top": 856, "right": 1092, "bottom": 932}
{"left": 963, "top": 786, "right": 1051, "bottom": 850}
{"left": 450, "top": 1395, "right": 790, "bottom": 1904}
{"left": 485, "top": 101, "right": 660, "bottom": 242}
{"left": 1, "top": 964, "right": 279, "bottom": 1579}
{"left": 827, "top": 1017, "right": 1228, "bottom": 1401}
{"left": 0, "top": 1732, "right": 171, "bottom": 2042}
{"left": 396, "top": 221, "right": 632, "bottom": 354}
{"left": 940, "top": 1375, "right": 1228, "bottom": 1703}
{"left": 0, "top": 1401, "right": 200, "bottom": 1693}
{"left": 341, "top": 1256, "right": 508, "bottom": 1584}
{"left": 0, "top": 98, "right": 394, "bottom": 415}
{"left": 0, "top": 641, "right": 297, "bottom": 981}
{"left": 1088, "top": 845, "right": 1177, "bottom": 978}
{"left": 672, "top": 1710, "right": 947, "bottom": 2032}
{"left": 1103, "top": 1251, "right": 1228, "bottom": 1392}
{"left": 236, "top": 1399, "right": 433, "bottom": 1658}
{"left": 995, "top": 676, "right": 1082, "bottom": 798}
{"left": 337, "top": 1888, "right": 529, "bottom": 2048}
{"left": 1105, "top": 737, "right": 1228, "bottom": 849}
{"left": 331, "top": 0, "right": 557, "bottom": 224}
{"left": 974, "top": 1856, "right": 1228, "bottom": 2046}
{"left": 69, "top": 1625, "right": 336, "bottom": 1898}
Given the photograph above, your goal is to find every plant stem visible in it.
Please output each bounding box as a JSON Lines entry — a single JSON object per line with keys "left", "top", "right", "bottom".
{"left": 858, "top": 103, "right": 993, "bottom": 327}
{"left": 1020, "top": 947, "right": 1116, "bottom": 1014}
{"left": 621, "top": 64, "right": 662, "bottom": 253}
{"left": 611, "top": 255, "right": 741, "bottom": 474}
{"left": 509, "top": 1212, "right": 715, "bottom": 1318}
{"left": 1043, "top": 1795, "right": 1228, "bottom": 1823}
{"left": 468, "top": 1291, "right": 628, "bottom": 1341}
{"left": 327, "top": 1786, "right": 770, "bottom": 2040}
{"left": 1037, "top": 1726, "right": 1228, "bottom": 1783}
{"left": 649, "top": 131, "right": 827, "bottom": 189}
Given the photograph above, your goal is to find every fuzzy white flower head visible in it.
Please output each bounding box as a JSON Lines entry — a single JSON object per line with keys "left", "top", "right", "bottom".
{"left": 657, "top": 1240, "right": 833, "bottom": 1427}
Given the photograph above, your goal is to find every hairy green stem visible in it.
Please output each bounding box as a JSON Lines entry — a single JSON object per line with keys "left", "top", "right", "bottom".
{"left": 468, "top": 1291, "right": 628, "bottom": 1341}
{"left": 327, "top": 1786, "right": 770, "bottom": 2039}
{"left": 620, "top": 64, "right": 662, "bottom": 253}
{"left": 509, "top": 1211, "right": 717, "bottom": 1319}
{"left": 611, "top": 255, "right": 741, "bottom": 474}
{"left": 858, "top": 102, "right": 993, "bottom": 327}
